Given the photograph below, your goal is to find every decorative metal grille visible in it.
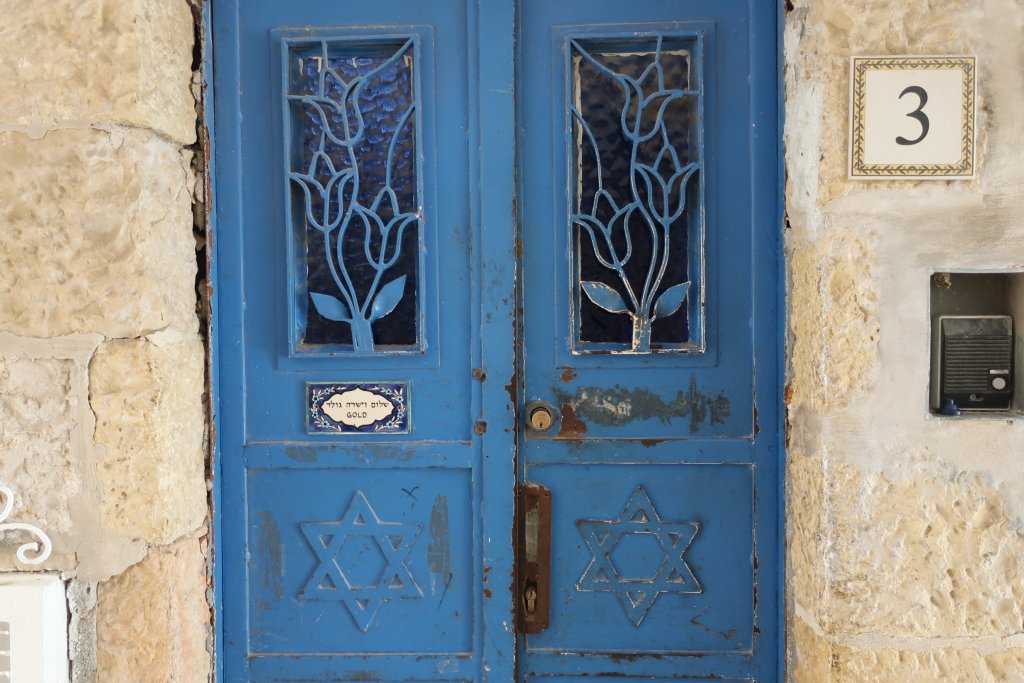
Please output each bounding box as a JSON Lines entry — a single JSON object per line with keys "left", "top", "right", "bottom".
{"left": 288, "top": 39, "right": 420, "bottom": 354}
{"left": 570, "top": 37, "right": 702, "bottom": 353}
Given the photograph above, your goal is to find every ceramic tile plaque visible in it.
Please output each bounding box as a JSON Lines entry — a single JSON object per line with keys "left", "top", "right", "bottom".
{"left": 307, "top": 382, "right": 410, "bottom": 434}
{"left": 849, "top": 56, "right": 975, "bottom": 179}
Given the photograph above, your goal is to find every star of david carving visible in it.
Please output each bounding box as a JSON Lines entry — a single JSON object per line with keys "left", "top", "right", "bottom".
{"left": 577, "top": 486, "right": 702, "bottom": 627}
{"left": 300, "top": 490, "right": 423, "bottom": 631}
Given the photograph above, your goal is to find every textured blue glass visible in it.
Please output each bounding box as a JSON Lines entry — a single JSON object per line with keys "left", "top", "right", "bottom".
{"left": 288, "top": 40, "right": 419, "bottom": 352}
{"left": 571, "top": 39, "right": 699, "bottom": 352}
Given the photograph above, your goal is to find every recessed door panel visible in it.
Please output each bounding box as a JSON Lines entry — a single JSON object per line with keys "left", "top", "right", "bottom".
{"left": 526, "top": 463, "right": 754, "bottom": 653}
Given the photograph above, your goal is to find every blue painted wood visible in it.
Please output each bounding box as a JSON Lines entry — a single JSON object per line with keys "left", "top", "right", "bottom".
{"left": 211, "top": 1, "right": 516, "bottom": 680}
{"left": 516, "top": 1, "right": 780, "bottom": 681}
{"left": 211, "top": 0, "right": 779, "bottom": 681}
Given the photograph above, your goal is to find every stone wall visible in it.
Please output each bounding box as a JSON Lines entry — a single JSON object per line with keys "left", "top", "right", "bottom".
{"left": 0, "top": 1, "right": 209, "bottom": 681}
{"left": 785, "top": 0, "right": 1024, "bottom": 680}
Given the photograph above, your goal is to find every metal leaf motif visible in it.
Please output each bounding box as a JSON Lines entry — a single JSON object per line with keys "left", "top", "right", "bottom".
{"left": 581, "top": 281, "right": 630, "bottom": 314}
{"left": 310, "top": 292, "right": 351, "bottom": 322}
{"left": 653, "top": 282, "right": 690, "bottom": 319}
{"left": 369, "top": 275, "right": 407, "bottom": 322}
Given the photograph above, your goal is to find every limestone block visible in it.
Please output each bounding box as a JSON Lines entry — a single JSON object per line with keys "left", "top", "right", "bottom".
{"left": 787, "top": 231, "right": 878, "bottom": 411}
{"left": 0, "top": 128, "right": 197, "bottom": 339}
{"left": 789, "top": 616, "right": 834, "bottom": 683}
{"left": 96, "top": 535, "right": 210, "bottom": 682}
{"left": 828, "top": 643, "right": 1024, "bottom": 683}
{"left": 90, "top": 334, "right": 206, "bottom": 545}
{"left": 0, "top": 0, "right": 196, "bottom": 144}
{"left": 785, "top": 428, "right": 828, "bottom": 625}
{"left": 823, "top": 463, "right": 1024, "bottom": 639}
{"left": 0, "top": 356, "right": 78, "bottom": 535}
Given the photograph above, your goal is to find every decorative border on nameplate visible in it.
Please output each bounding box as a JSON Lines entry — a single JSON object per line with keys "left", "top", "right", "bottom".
{"left": 849, "top": 56, "right": 975, "bottom": 178}
{"left": 307, "top": 382, "right": 410, "bottom": 435}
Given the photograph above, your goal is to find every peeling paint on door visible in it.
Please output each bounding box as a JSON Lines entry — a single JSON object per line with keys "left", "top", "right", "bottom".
{"left": 554, "top": 377, "right": 730, "bottom": 433}
{"left": 428, "top": 495, "right": 452, "bottom": 598}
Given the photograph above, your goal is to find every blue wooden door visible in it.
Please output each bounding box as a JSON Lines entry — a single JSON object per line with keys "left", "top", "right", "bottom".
{"left": 211, "top": 0, "right": 779, "bottom": 680}
{"left": 517, "top": 1, "right": 781, "bottom": 679}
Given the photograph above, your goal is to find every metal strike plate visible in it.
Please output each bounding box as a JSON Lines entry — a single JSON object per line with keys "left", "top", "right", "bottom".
{"left": 516, "top": 483, "right": 552, "bottom": 633}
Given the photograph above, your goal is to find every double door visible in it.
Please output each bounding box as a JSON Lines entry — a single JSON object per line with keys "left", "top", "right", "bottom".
{"left": 212, "top": 1, "right": 780, "bottom": 680}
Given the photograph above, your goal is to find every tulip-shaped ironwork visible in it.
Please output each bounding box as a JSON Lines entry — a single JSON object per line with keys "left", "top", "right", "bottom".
{"left": 288, "top": 40, "right": 419, "bottom": 354}
{"left": 571, "top": 38, "right": 699, "bottom": 352}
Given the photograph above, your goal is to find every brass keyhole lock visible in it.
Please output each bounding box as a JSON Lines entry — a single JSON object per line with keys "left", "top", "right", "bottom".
{"left": 524, "top": 584, "right": 538, "bottom": 614}
{"left": 525, "top": 400, "right": 558, "bottom": 432}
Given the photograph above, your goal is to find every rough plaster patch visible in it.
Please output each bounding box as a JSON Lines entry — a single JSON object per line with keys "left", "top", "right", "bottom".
{"left": 90, "top": 335, "right": 206, "bottom": 546}
{"left": 0, "top": 127, "right": 197, "bottom": 339}
{"left": 0, "top": 332, "right": 145, "bottom": 580}
{"left": 0, "top": 356, "right": 78, "bottom": 535}
{"left": 96, "top": 534, "right": 210, "bottom": 683}
{"left": 0, "top": 0, "right": 196, "bottom": 145}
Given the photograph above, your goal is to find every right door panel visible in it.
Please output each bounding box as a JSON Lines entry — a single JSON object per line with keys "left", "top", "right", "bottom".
{"left": 518, "top": 0, "right": 780, "bottom": 679}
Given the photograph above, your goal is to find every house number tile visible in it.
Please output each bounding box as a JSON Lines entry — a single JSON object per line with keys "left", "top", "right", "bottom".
{"left": 849, "top": 56, "right": 975, "bottom": 179}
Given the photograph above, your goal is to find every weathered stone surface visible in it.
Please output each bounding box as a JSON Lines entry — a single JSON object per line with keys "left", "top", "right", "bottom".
{"left": 787, "top": 231, "right": 879, "bottom": 411}
{"left": 0, "top": 128, "right": 197, "bottom": 339}
{"left": 824, "top": 640, "right": 1024, "bottom": 683}
{"left": 0, "top": 356, "right": 78, "bottom": 534}
{"left": 824, "top": 462, "right": 1024, "bottom": 639}
{"left": 0, "top": 0, "right": 196, "bottom": 144}
{"left": 90, "top": 333, "right": 206, "bottom": 545}
{"left": 793, "top": 613, "right": 1024, "bottom": 683}
{"left": 790, "top": 616, "right": 834, "bottom": 683}
{"left": 786, "top": 0, "right": 969, "bottom": 206}
{"left": 96, "top": 535, "right": 210, "bottom": 683}
{"left": 786, "top": 0, "right": 1024, "bottom": 677}
{"left": 785, "top": 424, "right": 828, "bottom": 628}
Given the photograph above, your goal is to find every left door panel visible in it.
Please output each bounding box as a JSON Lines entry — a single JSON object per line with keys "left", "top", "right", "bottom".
{"left": 212, "top": 2, "right": 513, "bottom": 680}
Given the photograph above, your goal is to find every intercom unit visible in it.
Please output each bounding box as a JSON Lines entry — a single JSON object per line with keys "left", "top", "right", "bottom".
{"left": 933, "top": 315, "right": 1014, "bottom": 411}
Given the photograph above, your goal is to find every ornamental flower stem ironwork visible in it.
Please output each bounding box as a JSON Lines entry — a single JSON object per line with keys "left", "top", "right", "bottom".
{"left": 0, "top": 482, "right": 52, "bottom": 566}
{"left": 571, "top": 38, "right": 699, "bottom": 352}
{"left": 289, "top": 40, "right": 419, "bottom": 354}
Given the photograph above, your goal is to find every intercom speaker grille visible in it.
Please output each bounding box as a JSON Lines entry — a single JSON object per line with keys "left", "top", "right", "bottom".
{"left": 942, "top": 335, "right": 1013, "bottom": 391}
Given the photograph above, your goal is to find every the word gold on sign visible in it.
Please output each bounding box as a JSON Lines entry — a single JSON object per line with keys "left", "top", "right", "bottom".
{"left": 307, "top": 382, "right": 410, "bottom": 434}
{"left": 849, "top": 56, "right": 975, "bottom": 179}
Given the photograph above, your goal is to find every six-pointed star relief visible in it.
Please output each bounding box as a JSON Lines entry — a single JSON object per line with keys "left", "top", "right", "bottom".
{"left": 301, "top": 490, "right": 423, "bottom": 631}
{"left": 577, "top": 485, "right": 702, "bottom": 626}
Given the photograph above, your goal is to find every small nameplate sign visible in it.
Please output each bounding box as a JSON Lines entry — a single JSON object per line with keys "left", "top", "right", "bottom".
{"left": 307, "top": 382, "right": 410, "bottom": 435}
{"left": 849, "top": 56, "right": 975, "bottom": 179}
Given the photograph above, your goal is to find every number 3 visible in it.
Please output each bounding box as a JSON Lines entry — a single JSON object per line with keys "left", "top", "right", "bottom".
{"left": 896, "top": 85, "right": 929, "bottom": 146}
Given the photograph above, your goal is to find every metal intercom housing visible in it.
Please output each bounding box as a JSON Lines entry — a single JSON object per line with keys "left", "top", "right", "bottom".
{"left": 932, "top": 315, "right": 1014, "bottom": 411}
